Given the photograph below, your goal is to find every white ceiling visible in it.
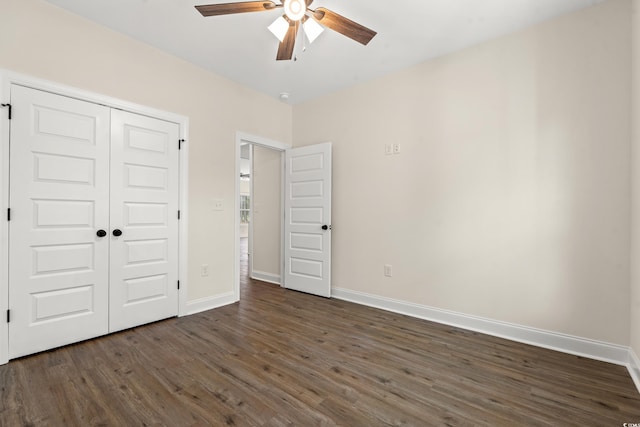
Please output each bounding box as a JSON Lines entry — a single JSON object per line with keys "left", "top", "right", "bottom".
{"left": 45, "top": 0, "right": 603, "bottom": 104}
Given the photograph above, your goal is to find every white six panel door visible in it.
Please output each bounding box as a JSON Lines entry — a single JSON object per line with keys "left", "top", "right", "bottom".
{"left": 284, "top": 143, "right": 332, "bottom": 297}
{"left": 9, "top": 85, "right": 111, "bottom": 358}
{"left": 109, "top": 110, "right": 179, "bottom": 332}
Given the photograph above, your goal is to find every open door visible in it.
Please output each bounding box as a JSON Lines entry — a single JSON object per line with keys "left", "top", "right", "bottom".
{"left": 284, "top": 143, "right": 332, "bottom": 297}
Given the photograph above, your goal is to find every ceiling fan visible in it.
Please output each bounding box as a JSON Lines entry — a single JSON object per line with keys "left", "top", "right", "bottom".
{"left": 195, "top": 0, "right": 377, "bottom": 61}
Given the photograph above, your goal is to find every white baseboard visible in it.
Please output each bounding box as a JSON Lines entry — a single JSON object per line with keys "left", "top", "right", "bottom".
{"left": 251, "top": 270, "right": 281, "bottom": 285}
{"left": 185, "top": 292, "right": 236, "bottom": 316}
{"left": 332, "top": 287, "right": 630, "bottom": 367}
{"left": 629, "top": 348, "right": 640, "bottom": 393}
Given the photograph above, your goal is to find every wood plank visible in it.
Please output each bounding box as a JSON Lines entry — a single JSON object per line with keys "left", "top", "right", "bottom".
{"left": 0, "top": 237, "right": 638, "bottom": 425}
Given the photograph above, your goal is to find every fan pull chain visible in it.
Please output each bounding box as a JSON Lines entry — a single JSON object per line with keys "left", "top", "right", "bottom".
{"left": 294, "top": 19, "right": 306, "bottom": 61}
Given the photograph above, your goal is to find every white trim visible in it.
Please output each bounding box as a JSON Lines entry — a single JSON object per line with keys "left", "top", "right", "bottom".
{"left": 332, "top": 287, "right": 631, "bottom": 367}
{"left": 251, "top": 271, "right": 282, "bottom": 285}
{"left": 0, "top": 69, "right": 189, "bottom": 363}
{"left": 279, "top": 150, "right": 285, "bottom": 288}
{"left": 249, "top": 144, "right": 254, "bottom": 281}
{"left": 234, "top": 138, "right": 242, "bottom": 302}
{"left": 234, "top": 132, "right": 290, "bottom": 302}
{"left": 178, "top": 124, "right": 190, "bottom": 317}
{"left": 629, "top": 348, "right": 640, "bottom": 394}
{"left": 0, "top": 71, "right": 10, "bottom": 365}
{"left": 186, "top": 292, "right": 236, "bottom": 316}
{"left": 237, "top": 132, "right": 291, "bottom": 151}
{"left": 4, "top": 72, "right": 186, "bottom": 125}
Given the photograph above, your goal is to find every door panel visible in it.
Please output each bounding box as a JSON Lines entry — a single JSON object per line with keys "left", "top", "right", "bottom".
{"left": 109, "top": 110, "right": 179, "bottom": 332}
{"left": 9, "top": 85, "right": 110, "bottom": 358}
{"left": 284, "top": 143, "right": 332, "bottom": 297}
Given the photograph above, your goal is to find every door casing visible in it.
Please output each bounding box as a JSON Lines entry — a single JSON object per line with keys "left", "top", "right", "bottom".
{"left": 0, "top": 69, "right": 190, "bottom": 365}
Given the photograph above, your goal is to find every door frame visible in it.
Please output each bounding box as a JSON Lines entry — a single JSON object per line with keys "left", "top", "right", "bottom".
{"left": 234, "top": 132, "right": 290, "bottom": 301}
{"left": 0, "top": 69, "right": 190, "bottom": 365}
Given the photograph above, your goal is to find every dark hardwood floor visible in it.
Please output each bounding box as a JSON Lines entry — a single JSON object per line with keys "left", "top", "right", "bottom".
{"left": 1, "top": 238, "right": 639, "bottom": 425}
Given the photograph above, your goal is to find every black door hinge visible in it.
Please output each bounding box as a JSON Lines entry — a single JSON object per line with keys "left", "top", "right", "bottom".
{"left": 1, "top": 103, "right": 11, "bottom": 120}
{"left": 7, "top": 208, "right": 10, "bottom": 221}
{"left": 177, "top": 210, "right": 181, "bottom": 220}
{"left": 177, "top": 280, "right": 180, "bottom": 290}
{"left": 178, "top": 139, "right": 185, "bottom": 150}
{"left": 6, "top": 309, "right": 10, "bottom": 323}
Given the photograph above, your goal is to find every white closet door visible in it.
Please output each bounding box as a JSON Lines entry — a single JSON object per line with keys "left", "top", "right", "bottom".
{"left": 8, "top": 85, "right": 110, "bottom": 358}
{"left": 109, "top": 110, "right": 179, "bottom": 332}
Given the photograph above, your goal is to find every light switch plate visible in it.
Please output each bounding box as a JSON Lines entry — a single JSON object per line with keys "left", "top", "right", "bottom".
{"left": 201, "top": 264, "right": 209, "bottom": 277}
{"left": 384, "top": 264, "right": 393, "bottom": 277}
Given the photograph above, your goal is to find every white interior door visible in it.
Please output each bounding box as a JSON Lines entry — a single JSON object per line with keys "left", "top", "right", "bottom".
{"left": 8, "top": 85, "right": 110, "bottom": 358}
{"left": 109, "top": 110, "right": 179, "bottom": 332}
{"left": 284, "top": 143, "right": 332, "bottom": 297}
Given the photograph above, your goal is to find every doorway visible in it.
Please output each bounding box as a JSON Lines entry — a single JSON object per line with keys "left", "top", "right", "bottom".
{"left": 234, "top": 133, "right": 334, "bottom": 301}
{"left": 235, "top": 134, "right": 288, "bottom": 300}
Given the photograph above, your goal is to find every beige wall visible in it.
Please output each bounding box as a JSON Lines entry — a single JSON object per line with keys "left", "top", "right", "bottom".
{"left": 294, "top": 0, "right": 631, "bottom": 344}
{"left": 251, "top": 146, "right": 282, "bottom": 279}
{"left": 0, "top": 0, "right": 292, "bottom": 301}
{"left": 1, "top": 0, "right": 636, "bottom": 351}
{"left": 631, "top": 0, "right": 640, "bottom": 358}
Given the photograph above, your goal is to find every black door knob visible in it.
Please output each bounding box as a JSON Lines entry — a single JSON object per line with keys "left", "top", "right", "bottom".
{"left": 112, "top": 229, "right": 123, "bottom": 237}
{"left": 322, "top": 225, "right": 331, "bottom": 230}
{"left": 96, "top": 229, "right": 107, "bottom": 237}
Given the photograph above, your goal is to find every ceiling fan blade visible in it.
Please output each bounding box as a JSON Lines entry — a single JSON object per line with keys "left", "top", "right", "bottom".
{"left": 195, "top": 1, "right": 280, "bottom": 17}
{"left": 311, "top": 7, "right": 376, "bottom": 45}
{"left": 276, "top": 21, "right": 298, "bottom": 61}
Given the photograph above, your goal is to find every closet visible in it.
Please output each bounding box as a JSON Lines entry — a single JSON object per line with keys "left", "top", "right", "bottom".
{"left": 8, "top": 85, "right": 180, "bottom": 359}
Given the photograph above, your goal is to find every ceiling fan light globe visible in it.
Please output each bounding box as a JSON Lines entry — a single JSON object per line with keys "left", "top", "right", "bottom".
{"left": 303, "top": 18, "right": 324, "bottom": 44}
{"left": 284, "top": 0, "right": 305, "bottom": 21}
{"left": 268, "top": 16, "right": 289, "bottom": 42}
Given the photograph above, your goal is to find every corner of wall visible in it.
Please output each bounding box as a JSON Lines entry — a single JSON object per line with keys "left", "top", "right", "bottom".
{"left": 631, "top": 0, "right": 640, "bottom": 368}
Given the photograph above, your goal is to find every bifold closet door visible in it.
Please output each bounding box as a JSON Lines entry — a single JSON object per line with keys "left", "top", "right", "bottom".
{"left": 8, "top": 85, "right": 111, "bottom": 359}
{"left": 108, "top": 110, "right": 179, "bottom": 332}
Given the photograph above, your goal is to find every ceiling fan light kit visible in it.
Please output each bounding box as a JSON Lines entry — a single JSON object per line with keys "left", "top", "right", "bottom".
{"left": 195, "top": 0, "right": 377, "bottom": 61}
{"left": 284, "top": 0, "right": 305, "bottom": 21}
{"left": 268, "top": 15, "right": 290, "bottom": 42}
{"left": 303, "top": 18, "right": 324, "bottom": 44}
